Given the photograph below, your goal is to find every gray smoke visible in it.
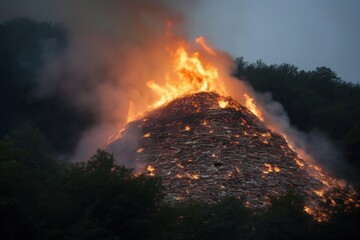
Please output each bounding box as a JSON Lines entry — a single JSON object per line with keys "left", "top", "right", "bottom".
{"left": 254, "top": 90, "right": 348, "bottom": 179}
{"left": 0, "top": 0, "right": 201, "bottom": 162}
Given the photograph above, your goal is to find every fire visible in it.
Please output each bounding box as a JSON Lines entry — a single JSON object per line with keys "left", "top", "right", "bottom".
{"left": 147, "top": 41, "right": 227, "bottom": 109}
{"left": 114, "top": 35, "right": 266, "bottom": 137}
{"left": 195, "top": 36, "right": 217, "bottom": 56}
{"left": 186, "top": 173, "right": 200, "bottom": 179}
{"left": 176, "top": 173, "right": 200, "bottom": 180}
{"left": 177, "top": 163, "right": 184, "bottom": 169}
{"left": 244, "top": 93, "right": 264, "bottom": 121}
{"left": 304, "top": 206, "right": 313, "bottom": 215}
{"left": 147, "top": 165, "right": 155, "bottom": 176}
{"left": 295, "top": 159, "right": 305, "bottom": 168}
{"left": 263, "top": 163, "right": 272, "bottom": 174}
{"left": 218, "top": 100, "right": 228, "bottom": 108}
{"left": 314, "top": 189, "right": 325, "bottom": 197}
{"left": 202, "top": 120, "right": 208, "bottom": 126}
{"left": 263, "top": 163, "right": 281, "bottom": 174}
{"left": 127, "top": 101, "right": 136, "bottom": 123}
{"left": 105, "top": 24, "right": 357, "bottom": 218}
{"left": 261, "top": 132, "right": 271, "bottom": 137}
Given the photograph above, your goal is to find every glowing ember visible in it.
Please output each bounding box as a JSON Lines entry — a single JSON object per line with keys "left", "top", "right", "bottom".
{"left": 177, "top": 163, "right": 184, "bottom": 169}
{"left": 143, "top": 132, "right": 151, "bottom": 138}
{"left": 295, "top": 159, "right": 305, "bottom": 168}
{"left": 263, "top": 163, "right": 281, "bottom": 174}
{"left": 185, "top": 125, "right": 190, "bottom": 131}
{"left": 218, "top": 100, "right": 229, "bottom": 108}
{"left": 261, "top": 132, "right": 271, "bottom": 137}
{"left": 304, "top": 206, "right": 313, "bottom": 215}
{"left": 263, "top": 163, "right": 273, "bottom": 174}
{"left": 186, "top": 173, "right": 200, "bottom": 179}
{"left": 147, "top": 165, "right": 155, "bottom": 176}
{"left": 202, "top": 120, "right": 208, "bottom": 126}
{"left": 314, "top": 189, "right": 325, "bottom": 197}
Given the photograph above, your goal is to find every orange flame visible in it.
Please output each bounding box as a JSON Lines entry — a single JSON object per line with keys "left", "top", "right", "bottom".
{"left": 147, "top": 44, "right": 227, "bottom": 109}
{"left": 147, "top": 165, "right": 155, "bottom": 176}
{"left": 195, "top": 36, "right": 217, "bottom": 56}
{"left": 244, "top": 93, "right": 264, "bottom": 121}
{"left": 218, "top": 100, "right": 228, "bottom": 108}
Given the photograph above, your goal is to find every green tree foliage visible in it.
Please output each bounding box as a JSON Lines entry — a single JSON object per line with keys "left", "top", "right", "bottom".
{"left": 0, "top": 128, "right": 163, "bottom": 239}
{"left": 154, "top": 201, "right": 209, "bottom": 240}
{"left": 60, "top": 150, "right": 163, "bottom": 239}
{"left": 204, "top": 197, "right": 252, "bottom": 240}
{"left": 253, "top": 192, "right": 313, "bottom": 240}
{"left": 0, "top": 160, "right": 40, "bottom": 239}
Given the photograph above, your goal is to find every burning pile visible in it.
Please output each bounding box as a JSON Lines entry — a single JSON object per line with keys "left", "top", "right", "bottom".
{"left": 104, "top": 33, "right": 357, "bottom": 219}
{"left": 107, "top": 91, "right": 356, "bottom": 216}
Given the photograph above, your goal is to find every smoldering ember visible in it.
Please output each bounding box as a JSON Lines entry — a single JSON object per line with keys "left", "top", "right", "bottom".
{"left": 107, "top": 91, "right": 357, "bottom": 219}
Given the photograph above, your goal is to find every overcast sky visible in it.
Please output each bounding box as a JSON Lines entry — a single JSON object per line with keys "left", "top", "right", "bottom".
{"left": 189, "top": 0, "right": 360, "bottom": 83}
{"left": 1, "top": 0, "right": 359, "bottom": 83}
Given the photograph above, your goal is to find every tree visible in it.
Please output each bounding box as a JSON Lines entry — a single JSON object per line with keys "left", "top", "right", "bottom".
{"left": 253, "top": 192, "right": 314, "bottom": 240}
{"left": 61, "top": 149, "right": 163, "bottom": 239}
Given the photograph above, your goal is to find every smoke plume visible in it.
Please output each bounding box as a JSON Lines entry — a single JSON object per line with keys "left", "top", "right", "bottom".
{"left": 29, "top": 0, "right": 199, "bottom": 163}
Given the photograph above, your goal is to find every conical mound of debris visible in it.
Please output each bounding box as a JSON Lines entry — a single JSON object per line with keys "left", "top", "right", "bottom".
{"left": 107, "top": 92, "right": 351, "bottom": 210}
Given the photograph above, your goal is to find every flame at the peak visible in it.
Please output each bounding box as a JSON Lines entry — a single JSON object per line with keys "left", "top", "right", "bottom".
{"left": 147, "top": 41, "right": 227, "bottom": 109}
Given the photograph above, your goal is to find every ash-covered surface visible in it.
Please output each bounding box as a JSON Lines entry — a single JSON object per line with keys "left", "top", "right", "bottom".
{"left": 107, "top": 92, "right": 351, "bottom": 209}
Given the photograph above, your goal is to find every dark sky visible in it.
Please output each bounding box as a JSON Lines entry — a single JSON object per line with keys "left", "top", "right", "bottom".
{"left": 1, "top": 0, "right": 359, "bottom": 83}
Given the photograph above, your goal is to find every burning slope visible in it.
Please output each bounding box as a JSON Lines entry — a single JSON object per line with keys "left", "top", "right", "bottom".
{"left": 106, "top": 36, "right": 357, "bottom": 219}
{"left": 107, "top": 37, "right": 229, "bottom": 143}
{"left": 108, "top": 91, "right": 356, "bottom": 220}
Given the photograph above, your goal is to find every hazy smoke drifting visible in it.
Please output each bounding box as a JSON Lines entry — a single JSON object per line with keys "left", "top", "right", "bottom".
{"left": 29, "top": 0, "right": 199, "bottom": 163}
{"left": 206, "top": 53, "right": 346, "bottom": 178}
{"left": 222, "top": 73, "right": 347, "bottom": 178}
